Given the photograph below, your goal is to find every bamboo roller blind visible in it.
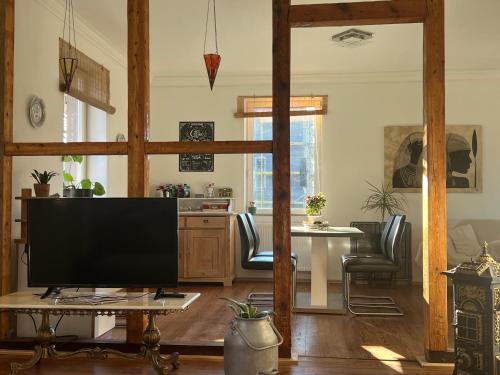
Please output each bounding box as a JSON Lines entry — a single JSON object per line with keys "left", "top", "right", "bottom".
{"left": 234, "top": 95, "right": 327, "bottom": 118}
{"left": 59, "top": 38, "right": 116, "bottom": 114}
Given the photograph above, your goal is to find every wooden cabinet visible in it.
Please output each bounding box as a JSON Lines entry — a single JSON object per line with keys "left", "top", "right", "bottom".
{"left": 178, "top": 214, "right": 235, "bottom": 286}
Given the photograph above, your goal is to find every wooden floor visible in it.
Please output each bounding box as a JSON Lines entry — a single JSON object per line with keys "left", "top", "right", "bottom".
{"left": 0, "top": 354, "right": 453, "bottom": 375}
{"left": 98, "top": 281, "right": 453, "bottom": 362}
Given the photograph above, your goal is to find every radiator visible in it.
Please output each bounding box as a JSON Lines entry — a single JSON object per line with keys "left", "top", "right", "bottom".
{"left": 256, "top": 221, "right": 312, "bottom": 272}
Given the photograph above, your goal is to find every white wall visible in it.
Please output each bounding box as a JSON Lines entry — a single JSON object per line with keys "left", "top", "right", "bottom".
{"left": 12, "top": 0, "right": 127, "bottom": 337}
{"left": 150, "top": 73, "right": 500, "bottom": 282}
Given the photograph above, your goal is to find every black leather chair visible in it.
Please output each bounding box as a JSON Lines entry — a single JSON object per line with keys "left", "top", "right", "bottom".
{"left": 237, "top": 213, "right": 297, "bottom": 307}
{"left": 244, "top": 213, "right": 298, "bottom": 260}
{"left": 341, "top": 215, "right": 406, "bottom": 316}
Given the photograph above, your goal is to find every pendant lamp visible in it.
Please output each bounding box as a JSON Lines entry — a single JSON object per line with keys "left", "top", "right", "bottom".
{"left": 203, "top": 0, "right": 221, "bottom": 91}
{"left": 59, "top": 0, "right": 78, "bottom": 93}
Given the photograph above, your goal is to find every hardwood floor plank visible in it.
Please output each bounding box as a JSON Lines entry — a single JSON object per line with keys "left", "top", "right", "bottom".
{"left": 0, "top": 355, "right": 453, "bottom": 375}
{"left": 93, "top": 281, "right": 451, "bottom": 362}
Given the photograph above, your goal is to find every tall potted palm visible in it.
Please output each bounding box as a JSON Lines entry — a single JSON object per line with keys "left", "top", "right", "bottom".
{"left": 361, "top": 181, "right": 406, "bottom": 222}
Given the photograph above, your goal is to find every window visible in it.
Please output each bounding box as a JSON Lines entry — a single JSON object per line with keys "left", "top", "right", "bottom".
{"left": 63, "top": 94, "right": 108, "bottom": 194}
{"left": 245, "top": 97, "right": 324, "bottom": 213}
{"left": 63, "top": 94, "right": 85, "bottom": 185}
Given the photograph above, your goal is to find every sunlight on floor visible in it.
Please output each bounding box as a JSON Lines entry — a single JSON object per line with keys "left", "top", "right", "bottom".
{"left": 362, "top": 346, "right": 405, "bottom": 373}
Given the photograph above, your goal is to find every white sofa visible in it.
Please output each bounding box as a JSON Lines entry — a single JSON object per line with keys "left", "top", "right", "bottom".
{"left": 415, "top": 219, "right": 500, "bottom": 269}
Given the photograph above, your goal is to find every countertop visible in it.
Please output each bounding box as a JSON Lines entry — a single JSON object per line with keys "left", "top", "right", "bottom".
{"left": 179, "top": 211, "right": 235, "bottom": 216}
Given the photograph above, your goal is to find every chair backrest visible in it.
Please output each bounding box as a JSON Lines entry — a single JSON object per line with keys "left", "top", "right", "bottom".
{"left": 379, "top": 216, "right": 396, "bottom": 257}
{"left": 386, "top": 215, "right": 406, "bottom": 263}
{"left": 237, "top": 213, "right": 256, "bottom": 268}
{"left": 245, "top": 213, "right": 261, "bottom": 251}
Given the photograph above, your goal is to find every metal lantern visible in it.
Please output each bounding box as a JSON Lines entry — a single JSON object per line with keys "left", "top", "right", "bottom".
{"left": 443, "top": 242, "right": 500, "bottom": 375}
{"left": 203, "top": 0, "right": 221, "bottom": 90}
{"left": 60, "top": 0, "right": 78, "bottom": 93}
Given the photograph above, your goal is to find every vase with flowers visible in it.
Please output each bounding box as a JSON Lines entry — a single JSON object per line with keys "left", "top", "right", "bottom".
{"left": 305, "top": 192, "right": 327, "bottom": 224}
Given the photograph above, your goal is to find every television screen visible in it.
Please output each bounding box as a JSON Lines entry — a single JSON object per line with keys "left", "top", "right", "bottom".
{"left": 27, "top": 198, "right": 178, "bottom": 289}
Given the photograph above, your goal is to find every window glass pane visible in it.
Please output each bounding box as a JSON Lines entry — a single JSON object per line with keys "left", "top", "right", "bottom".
{"left": 250, "top": 114, "right": 317, "bottom": 210}
{"left": 63, "top": 94, "right": 85, "bottom": 187}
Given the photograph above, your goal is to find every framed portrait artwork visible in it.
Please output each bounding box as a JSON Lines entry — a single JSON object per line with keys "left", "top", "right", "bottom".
{"left": 384, "top": 125, "right": 482, "bottom": 193}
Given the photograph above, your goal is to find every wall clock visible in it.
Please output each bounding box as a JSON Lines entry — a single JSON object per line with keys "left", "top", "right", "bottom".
{"left": 28, "top": 96, "right": 46, "bottom": 128}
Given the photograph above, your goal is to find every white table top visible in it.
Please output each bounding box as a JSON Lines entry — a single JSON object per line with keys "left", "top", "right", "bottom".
{"left": 0, "top": 292, "right": 200, "bottom": 312}
{"left": 291, "top": 226, "right": 364, "bottom": 238}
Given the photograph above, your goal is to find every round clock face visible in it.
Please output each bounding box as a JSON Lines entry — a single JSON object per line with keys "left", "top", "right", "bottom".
{"left": 29, "top": 96, "right": 45, "bottom": 128}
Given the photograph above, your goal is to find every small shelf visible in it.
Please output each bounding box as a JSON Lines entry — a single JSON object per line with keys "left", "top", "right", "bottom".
{"left": 178, "top": 197, "right": 234, "bottom": 200}
{"left": 15, "top": 219, "right": 27, "bottom": 223}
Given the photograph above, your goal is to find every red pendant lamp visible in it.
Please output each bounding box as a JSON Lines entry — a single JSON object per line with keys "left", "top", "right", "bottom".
{"left": 203, "top": 0, "right": 221, "bottom": 91}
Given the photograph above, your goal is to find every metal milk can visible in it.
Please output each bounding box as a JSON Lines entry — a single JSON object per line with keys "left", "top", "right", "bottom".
{"left": 224, "top": 315, "right": 283, "bottom": 375}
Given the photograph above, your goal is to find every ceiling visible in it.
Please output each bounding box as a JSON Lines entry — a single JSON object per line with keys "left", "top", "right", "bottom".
{"left": 71, "top": 0, "right": 500, "bottom": 77}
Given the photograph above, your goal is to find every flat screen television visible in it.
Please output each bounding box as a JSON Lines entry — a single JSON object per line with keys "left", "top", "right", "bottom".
{"left": 27, "top": 198, "right": 178, "bottom": 291}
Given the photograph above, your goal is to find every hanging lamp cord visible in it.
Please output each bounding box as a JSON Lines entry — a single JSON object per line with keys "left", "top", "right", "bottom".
{"left": 61, "top": 0, "right": 77, "bottom": 57}
{"left": 203, "top": 0, "right": 219, "bottom": 54}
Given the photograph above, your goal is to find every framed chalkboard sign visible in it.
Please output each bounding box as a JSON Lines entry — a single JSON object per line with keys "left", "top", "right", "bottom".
{"left": 179, "top": 121, "right": 214, "bottom": 172}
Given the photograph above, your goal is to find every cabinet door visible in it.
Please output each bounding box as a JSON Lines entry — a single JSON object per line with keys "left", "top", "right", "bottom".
{"left": 178, "top": 229, "right": 186, "bottom": 278}
{"left": 186, "top": 229, "right": 225, "bottom": 278}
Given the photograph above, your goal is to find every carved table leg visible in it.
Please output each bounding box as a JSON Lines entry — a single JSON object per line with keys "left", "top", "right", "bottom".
{"left": 142, "top": 313, "right": 180, "bottom": 375}
{"left": 10, "top": 311, "right": 55, "bottom": 375}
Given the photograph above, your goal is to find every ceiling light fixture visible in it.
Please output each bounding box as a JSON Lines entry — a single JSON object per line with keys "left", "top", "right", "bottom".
{"left": 331, "top": 28, "right": 373, "bottom": 48}
{"left": 203, "top": 0, "right": 221, "bottom": 91}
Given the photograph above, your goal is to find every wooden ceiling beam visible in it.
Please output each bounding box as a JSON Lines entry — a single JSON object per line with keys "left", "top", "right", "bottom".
{"left": 146, "top": 141, "right": 272, "bottom": 155}
{"left": 290, "top": 0, "right": 427, "bottom": 28}
{"left": 4, "top": 142, "right": 127, "bottom": 156}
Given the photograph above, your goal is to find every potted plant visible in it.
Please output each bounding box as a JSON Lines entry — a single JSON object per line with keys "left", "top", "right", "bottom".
{"left": 30, "top": 170, "right": 57, "bottom": 197}
{"left": 360, "top": 181, "right": 407, "bottom": 222}
{"left": 62, "top": 155, "right": 106, "bottom": 198}
{"left": 222, "top": 298, "right": 281, "bottom": 375}
{"left": 305, "top": 192, "right": 327, "bottom": 224}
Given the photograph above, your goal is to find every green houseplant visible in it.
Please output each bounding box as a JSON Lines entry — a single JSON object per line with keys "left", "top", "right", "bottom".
{"left": 62, "top": 155, "right": 106, "bottom": 197}
{"left": 305, "top": 192, "right": 327, "bottom": 224}
{"left": 361, "top": 181, "right": 407, "bottom": 222}
{"left": 30, "top": 170, "right": 57, "bottom": 197}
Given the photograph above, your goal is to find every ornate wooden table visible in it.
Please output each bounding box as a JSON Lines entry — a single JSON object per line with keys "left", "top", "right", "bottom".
{"left": 0, "top": 291, "right": 200, "bottom": 375}
{"left": 291, "top": 226, "right": 364, "bottom": 314}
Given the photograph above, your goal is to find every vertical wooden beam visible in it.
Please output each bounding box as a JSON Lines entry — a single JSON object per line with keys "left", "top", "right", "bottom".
{"left": 126, "top": 0, "right": 150, "bottom": 343}
{"left": 272, "top": 0, "right": 292, "bottom": 358}
{"left": 0, "top": 0, "right": 14, "bottom": 339}
{"left": 423, "top": 0, "right": 449, "bottom": 362}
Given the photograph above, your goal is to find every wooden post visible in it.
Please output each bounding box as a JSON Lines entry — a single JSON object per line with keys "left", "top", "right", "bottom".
{"left": 423, "top": 0, "right": 449, "bottom": 362}
{"left": 272, "top": 0, "right": 292, "bottom": 358}
{"left": 126, "top": 0, "right": 150, "bottom": 344}
{"left": 0, "top": 0, "right": 14, "bottom": 339}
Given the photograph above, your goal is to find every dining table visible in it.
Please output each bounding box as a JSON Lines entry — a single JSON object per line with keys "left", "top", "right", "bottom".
{"left": 291, "top": 225, "right": 364, "bottom": 314}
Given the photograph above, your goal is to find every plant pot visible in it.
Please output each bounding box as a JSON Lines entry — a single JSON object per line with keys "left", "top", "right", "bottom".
{"left": 248, "top": 206, "right": 257, "bottom": 215}
{"left": 33, "top": 183, "right": 50, "bottom": 197}
{"left": 224, "top": 316, "right": 282, "bottom": 375}
{"left": 306, "top": 214, "right": 322, "bottom": 225}
{"left": 65, "top": 188, "right": 93, "bottom": 198}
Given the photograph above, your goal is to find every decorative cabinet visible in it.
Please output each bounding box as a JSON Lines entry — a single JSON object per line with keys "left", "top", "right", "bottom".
{"left": 178, "top": 214, "right": 235, "bottom": 286}
{"left": 444, "top": 244, "right": 500, "bottom": 375}
{"left": 350, "top": 221, "right": 412, "bottom": 282}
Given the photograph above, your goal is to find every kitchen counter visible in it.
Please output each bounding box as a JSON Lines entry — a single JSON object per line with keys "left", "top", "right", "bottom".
{"left": 179, "top": 211, "right": 235, "bottom": 216}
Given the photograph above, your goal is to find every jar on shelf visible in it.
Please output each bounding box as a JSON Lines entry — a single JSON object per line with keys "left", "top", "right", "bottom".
{"left": 183, "top": 184, "right": 190, "bottom": 198}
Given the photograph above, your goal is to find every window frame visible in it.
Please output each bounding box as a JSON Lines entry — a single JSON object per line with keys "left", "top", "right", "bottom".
{"left": 244, "top": 96, "right": 324, "bottom": 215}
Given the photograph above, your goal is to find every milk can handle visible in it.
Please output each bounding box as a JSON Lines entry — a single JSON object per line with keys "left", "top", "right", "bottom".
{"left": 232, "top": 317, "right": 284, "bottom": 351}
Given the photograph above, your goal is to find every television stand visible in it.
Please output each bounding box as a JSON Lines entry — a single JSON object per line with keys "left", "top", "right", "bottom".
{"left": 154, "top": 288, "right": 186, "bottom": 300}
{"left": 40, "top": 287, "right": 61, "bottom": 300}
